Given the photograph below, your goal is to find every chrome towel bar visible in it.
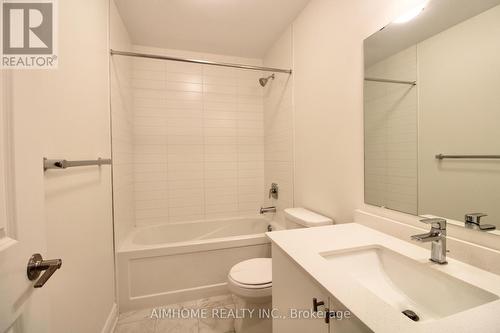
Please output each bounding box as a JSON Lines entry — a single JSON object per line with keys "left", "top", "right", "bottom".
{"left": 43, "top": 157, "right": 112, "bottom": 171}
{"left": 435, "top": 154, "right": 500, "bottom": 160}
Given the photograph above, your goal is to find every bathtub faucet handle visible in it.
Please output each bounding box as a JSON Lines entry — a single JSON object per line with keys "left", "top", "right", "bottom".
{"left": 268, "top": 183, "right": 279, "bottom": 200}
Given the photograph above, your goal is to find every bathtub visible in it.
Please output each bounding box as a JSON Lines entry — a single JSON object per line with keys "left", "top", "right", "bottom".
{"left": 117, "top": 217, "right": 273, "bottom": 312}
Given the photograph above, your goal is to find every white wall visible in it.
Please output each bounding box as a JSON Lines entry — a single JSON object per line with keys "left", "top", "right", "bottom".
{"left": 260, "top": 0, "right": 435, "bottom": 224}
{"left": 8, "top": 0, "right": 116, "bottom": 332}
{"left": 44, "top": 0, "right": 115, "bottom": 331}
{"left": 0, "top": 75, "right": 8, "bottom": 240}
{"left": 263, "top": 27, "right": 295, "bottom": 224}
{"left": 418, "top": 5, "right": 500, "bottom": 225}
{"left": 284, "top": 0, "right": 421, "bottom": 222}
{"left": 129, "top": 46, "right": 265, "bottom": 226}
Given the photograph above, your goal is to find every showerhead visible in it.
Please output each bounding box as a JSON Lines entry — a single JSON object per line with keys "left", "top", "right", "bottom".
{"left": 259, "top": 74, "right": 275, "bottom": 87}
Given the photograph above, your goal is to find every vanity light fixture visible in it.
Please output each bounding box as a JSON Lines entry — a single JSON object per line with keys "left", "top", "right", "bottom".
{"left": 393, "top": 0, "right": 429, "bottom": 24}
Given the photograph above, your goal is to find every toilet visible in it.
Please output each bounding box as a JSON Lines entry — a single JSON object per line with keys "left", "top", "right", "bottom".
{"left": 227, "top": 208, "right": 333, "bottom": 333}
{"left": 283, "top": 207, "right": 334, "bottom": 229}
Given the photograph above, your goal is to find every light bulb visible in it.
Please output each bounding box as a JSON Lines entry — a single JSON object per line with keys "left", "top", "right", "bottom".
{"left": 393, "top": 1, "right": 429, "bottom": 24}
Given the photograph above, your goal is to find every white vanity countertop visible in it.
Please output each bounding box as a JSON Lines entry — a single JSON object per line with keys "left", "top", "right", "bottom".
{"left": 267, "top": 223, "right": 500, "bottom": 333}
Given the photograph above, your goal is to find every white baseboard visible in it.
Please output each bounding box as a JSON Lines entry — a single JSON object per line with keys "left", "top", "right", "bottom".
{"left": 101, "top": 302, "right": 118, "bottom": 333}
{"left": 121, "top": 283, "right": 228, "bottom": 313}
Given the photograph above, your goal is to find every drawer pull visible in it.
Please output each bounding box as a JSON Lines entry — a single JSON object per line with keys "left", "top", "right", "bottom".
{"left": 313, "top": 298, "right": 325, "bottom": 312}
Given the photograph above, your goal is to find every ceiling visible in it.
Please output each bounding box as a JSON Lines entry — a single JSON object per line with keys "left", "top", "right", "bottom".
{"left": 365, "top": 0, "right": 500, "bottom": 66}
{"left": 114, "top": 0, "right": 310, "bottom": 59}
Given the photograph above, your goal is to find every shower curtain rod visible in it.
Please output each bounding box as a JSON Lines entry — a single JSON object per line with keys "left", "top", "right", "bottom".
{"left": 364, "top": 77, "right": 416, "bottom": 85}
{"left": 110, "top": 50, "right": 293, "bottom": 74}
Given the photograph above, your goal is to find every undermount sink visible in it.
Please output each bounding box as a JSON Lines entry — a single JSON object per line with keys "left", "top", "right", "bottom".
{"left": 320, "top": 246, "right": 499, "bottom": 322}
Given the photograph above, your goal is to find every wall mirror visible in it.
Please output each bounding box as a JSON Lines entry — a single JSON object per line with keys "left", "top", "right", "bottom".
{"left": 363, "top": 0, "right": 500, "bottom": 231}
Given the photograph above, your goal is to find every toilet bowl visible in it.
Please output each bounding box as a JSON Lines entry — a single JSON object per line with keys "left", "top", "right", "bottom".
{"left": 228, "top": 258, "right": 272, "bottom": 333}
{"left": 227, "top": 208, "right": 333, "bottom": 333}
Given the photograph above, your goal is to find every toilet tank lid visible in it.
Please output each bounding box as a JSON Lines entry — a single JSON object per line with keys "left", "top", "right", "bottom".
{"left": 284, "top": 208, "right": 333, "bottom": 227}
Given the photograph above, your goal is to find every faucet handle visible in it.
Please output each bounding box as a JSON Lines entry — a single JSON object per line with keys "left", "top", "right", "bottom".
{"left": 420, "top": 218, "right": 447, "bottom": 230}
{"left": 465, "top": 213, "right": 487, "bottom": 224}
{"left": 268, "top": 183, "right": 279, "bottom": 199}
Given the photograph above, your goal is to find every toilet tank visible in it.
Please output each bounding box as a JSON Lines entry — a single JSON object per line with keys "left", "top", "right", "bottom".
{"left": 283, "top": 208, "right": 333, "bottom": 229}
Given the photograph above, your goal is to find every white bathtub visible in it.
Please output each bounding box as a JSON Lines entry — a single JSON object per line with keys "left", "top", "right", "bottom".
{"left": 117, "top": 217, "right": 272, "bottom": 312}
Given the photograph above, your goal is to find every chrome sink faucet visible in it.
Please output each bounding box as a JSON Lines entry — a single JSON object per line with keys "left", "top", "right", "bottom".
{"left": 465, "top": 213, "right": 496, "bottom": 231}
{"left": 411, "top": 218, "right": 448, "bottom": 264}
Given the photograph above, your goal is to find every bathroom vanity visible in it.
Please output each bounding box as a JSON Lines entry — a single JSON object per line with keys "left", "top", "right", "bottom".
{"left": 272, "top": 240, "right": 370, "bottom": 333}
{"left": 268, "top": 223, "right": 500, "bottom": 333}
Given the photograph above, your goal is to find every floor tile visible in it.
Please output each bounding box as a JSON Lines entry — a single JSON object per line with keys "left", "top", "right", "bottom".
{"left": 155, "top": 318, "right": 198, "bottom": 333}
{"left": 115, "top": 319, "right": 156, "bottom": 333}
{"left": 198, "top": 315, "right": 234, "bottom": 333}
{"left": 119, "top": 308, "right": 156, "bottom": 325}
{"left": 115, "top": 294, "right": 237, "bottom": 333}
{"left": 198, "top": 294, "right": 233, "bottom": 309}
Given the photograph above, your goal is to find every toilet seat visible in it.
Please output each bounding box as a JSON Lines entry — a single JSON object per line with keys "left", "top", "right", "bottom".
{"left": 228, "top": 258, "right": 272, "bottom": 299}
{"left": 228, "top": 276, "right": 272, "bottom": 299}
{"left": 229, "top": 258, "right": 272, "bottom": 286}
{"left": 228, "top": 276, "right": 272, "bottom": 289}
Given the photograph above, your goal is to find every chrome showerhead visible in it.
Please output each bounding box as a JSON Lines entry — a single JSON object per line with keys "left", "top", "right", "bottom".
{"left": 259, "top": 74, "right": 275, "bottom": 87}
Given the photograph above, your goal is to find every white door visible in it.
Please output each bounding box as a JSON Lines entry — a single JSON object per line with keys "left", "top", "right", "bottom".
{"left": 0, "top": 70, "right": 51, "bottom": 332}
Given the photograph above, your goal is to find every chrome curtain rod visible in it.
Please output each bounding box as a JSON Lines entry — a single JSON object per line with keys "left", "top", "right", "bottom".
{"left": 44, "top": 158, "right": 112, "bottom": 171}
{"left": 365, "top": 77, "right": 416, "bottom": 86}
{"left": 436, "top": 154, "right": 500, "bottom": 160}
{"left": 110, "top": 50, "right": 293, "bottom": 74}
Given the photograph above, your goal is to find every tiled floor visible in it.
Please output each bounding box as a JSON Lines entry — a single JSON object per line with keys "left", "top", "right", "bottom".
{"left": 114, "top": 295, "right": 236, "bottom": 333}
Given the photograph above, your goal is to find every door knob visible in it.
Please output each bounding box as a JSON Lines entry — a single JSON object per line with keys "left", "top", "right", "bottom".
{"left": 27, "top": 253, "right": 62, "bottom": 288}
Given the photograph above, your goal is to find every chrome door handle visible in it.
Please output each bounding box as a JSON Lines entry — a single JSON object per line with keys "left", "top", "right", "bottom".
{"left": 27, "top": 253, "right": 62, "bottom": 288}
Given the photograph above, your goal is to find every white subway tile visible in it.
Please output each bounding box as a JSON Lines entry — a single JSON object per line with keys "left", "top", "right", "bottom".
{"left": 122, "top": 52, "right": 268, "bottom": 225}
{"left": 133, "top": 69, "right": 164, "bottom": 81}
{"left": 167, "top": 72, "right": 203, "bottom": 84}
{"left": 166, "top": 61, "right": 202, "bottom": 74}
{"left": 165, "top": 82, "right": 203, "bottom": 93}
{"left": 205, "top": 136, "right": 237, "bottom": 145}
{"left": 204, "top": 119, "right": 237, "bottom": 128}
{"left": 203, "top": 84, "right": 238, "bottom": 95}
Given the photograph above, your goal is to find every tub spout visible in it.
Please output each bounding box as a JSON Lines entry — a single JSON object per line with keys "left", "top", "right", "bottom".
{"left": 260, "top": 206, "right": 276, "bottom": 214}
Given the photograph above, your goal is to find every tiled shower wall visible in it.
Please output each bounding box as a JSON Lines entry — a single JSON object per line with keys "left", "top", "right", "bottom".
{"left": 131, "top": 47, "right": 265, "bottom": 226}
{"left": 263, "top": 28, "right": 294, "bottom": 224}
{"left": 110, "top": 2, "right": 135, "bottom": 243}
{"left": 111, "top": 55, "right": 135, "bottom": 242}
